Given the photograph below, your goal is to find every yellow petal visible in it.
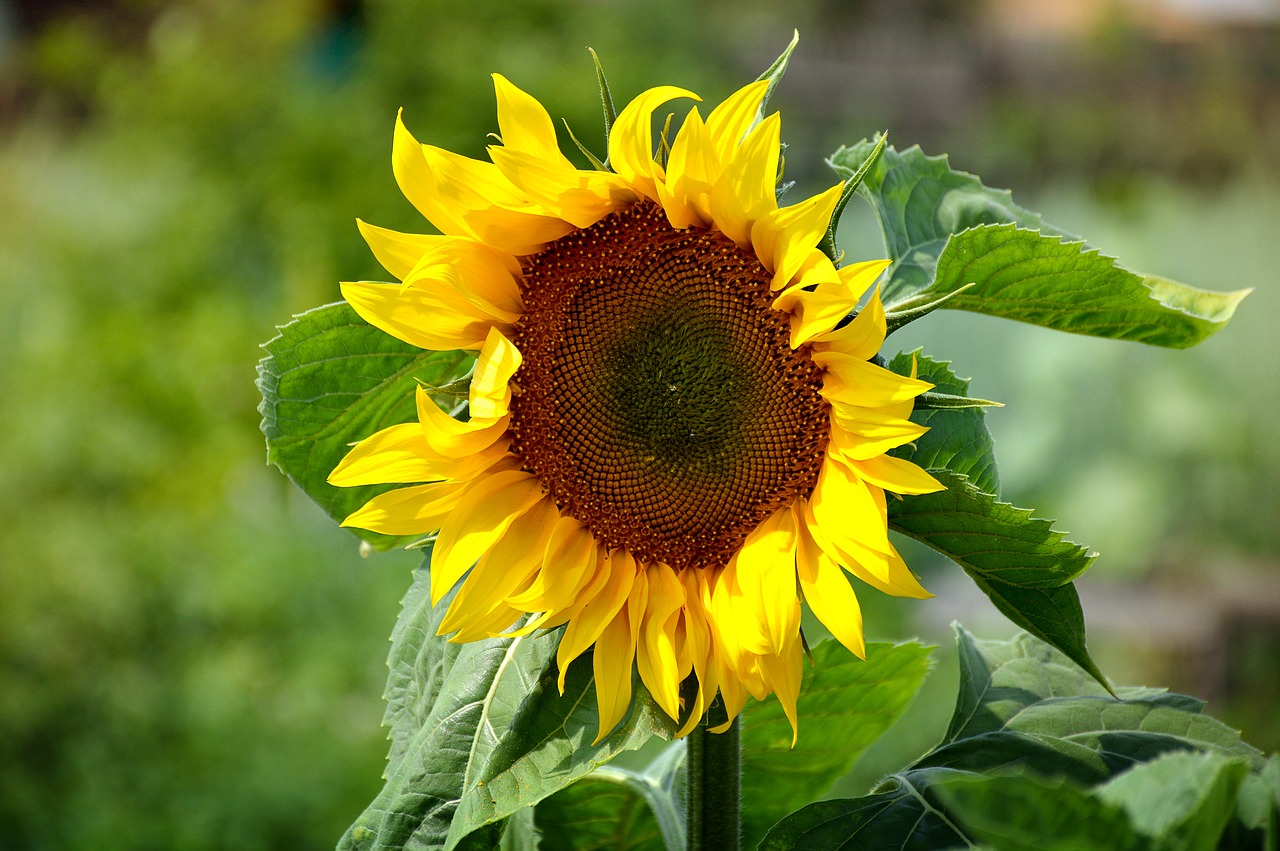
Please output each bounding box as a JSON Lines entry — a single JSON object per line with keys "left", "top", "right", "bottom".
{"left": 817, "top": 351, "right": 933, "bottom": 407}
{"left": 828, "top": 410, "right": 929, "bottom": 461}
{"left": 751, "top": 183, "right": 843, "bottom": 288}
{"left": 592, "top": 605, "right": 636, "bottom": 744}
{"left": 415, "top": 387, "right": 508, "bottom": 458}
{"left": 430, "top": 469, "right": 545, "bottom": 604}
{"left": 328, "top": 422, "right": 437, "bottom": 486}
{"left": 439, "top": 496, "right": 560, "bottom": 634}
{"left": 852, "top": 453, "right": 945, "bottom": 496}
{"left": 506, "top": 514, "right": 598, "bottom": 611}
{"left": 339, "top": 481, "right": 466, "bottom": 536}
{"left": 785, "top": 281, "right": 863, "bottom": 347}
{"left": 757, "top": 636, "right": 804, "bottom": 746}
{"left": 733, "top": 507, "right": 802, "bottom": 655}
{"left": 811, "top": 282, "right": 888, "bottom": 360}
{"left": 556, "top": 549, "right": 637, "bottom": 692}
{"left": 470, "top": 327, "right": 522, "bottom": 420}
{"left": 810, "top": 455, "right": 892, "bottom": 556}
{"left": 403, "top": 237, "right": 523, "bottom": 319}
{"left": 803, "top": 500, "right": 932, "bottom": 599}
{"left": 420, "top": 144, "right": 574, "bottom": 255}
{"left": 657, "top": 106, "right": 714, "bottom": 229}
{"left": 489, "top": 146, "right": 635, "bottom": 228}
{"left": 636, "top": 564, "right": 686, "bottom": 721}
{"left": 393, "top": 111, "right": 458, "bottom": 236}
{"left": 609, "top": 86, "right": 699, "bottom": 202}
{"left": 704, "top": 80, "right": 769, "bottom": 166}
{"left": 356, "top": 219, "right": 443, "bottom": 282}
{"left": 709, "top": 112, "right": 781, "bottom": 245}
{"left": 447, "top": 601, "right": 525, "bottom": 644}
{"left": 839, "top": 259, "right": 892, "bottom": 301}
{"left": 492, "top": 73, "right": 575, "bottom": 169}
{"left": 341, "top": 280, "right": 502, "bottom": 352}
{"left": 796, "top": 514, "right": 866, "bottom": 659}
{"left": 708, "top": 561, "right": 771, "bottom": 661}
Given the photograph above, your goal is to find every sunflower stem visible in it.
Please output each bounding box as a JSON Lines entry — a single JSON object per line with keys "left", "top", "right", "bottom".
{"left": 686, "top": 715, "right": 741, "bottom": 851}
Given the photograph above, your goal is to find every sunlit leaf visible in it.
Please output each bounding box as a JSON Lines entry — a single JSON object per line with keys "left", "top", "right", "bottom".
{"left": 915, "top": 224, "right": 1250, "bottom": 348}
{"left": 257, "top": 302, "right": 473, "bottom": 550}
{"left": 828, "top": 140, "right": 1049, "bottom": 303}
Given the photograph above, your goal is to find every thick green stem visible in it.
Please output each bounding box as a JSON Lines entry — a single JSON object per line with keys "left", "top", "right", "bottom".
{"left": 686, "top": 715, "right": 741, "bottom": 851}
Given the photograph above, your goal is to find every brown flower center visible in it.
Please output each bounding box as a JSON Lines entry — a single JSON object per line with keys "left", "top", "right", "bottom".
{"left": 508, "top": 202, "right": 829, "bottom": 572}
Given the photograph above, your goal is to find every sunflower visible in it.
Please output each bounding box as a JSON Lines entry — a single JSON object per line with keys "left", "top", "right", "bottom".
{"left": 328, "top": 74, "right": 943, "bottom": 743}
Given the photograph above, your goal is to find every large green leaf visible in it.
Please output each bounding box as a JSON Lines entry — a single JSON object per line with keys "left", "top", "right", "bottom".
{"left": 739, "top": 641, "right": 933, "bottom": 848}
{"left": 934, "top": 773, "right": 1147, "bottom": 851}
{"left": 533, "top": 745, "right": 685, "bottom": 851}
{"left": 827, "top": 141, "right": 1047, "bottom": 303}
{"left": 888, "top": 472, "right": 1092, "bottom": 590}
{"left": 340, "top": 559, "right": 677, "bottom": 851}
{"left": 758, "top": 629, "right": 1270, "bottom": 851}
{"left": 530, "top": 640, "right": 932, "bottom": 851}
{"left": 943, "top": 628, "right": 1200, "bottom": 745}
{"left": 888, "top": 469, "right": 1104, "bottom": 686}
{"left": 757, "top": 770, "right": 970, "bottom": 851}
{"left": 257, "top": 301, "right": 472, "bottom": 550}
{"left": 913, "top": 223, "right": 1250, "bottom": 348}
{"left": 1097, "top": 752, "right": 1252, "bottom": 851}
{"left": 887, "top": 351, "right": 998, "bottom": 496}
{"left": 830, "top": 141, "right": 1248, "bottom": 347}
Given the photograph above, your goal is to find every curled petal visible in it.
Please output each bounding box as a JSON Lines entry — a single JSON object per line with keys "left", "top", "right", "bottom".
{"left": 492, "top": 73, "right": 575, "bottom": 168}
{"left": 609, "top": 86, "right": 700, "bottom": 202}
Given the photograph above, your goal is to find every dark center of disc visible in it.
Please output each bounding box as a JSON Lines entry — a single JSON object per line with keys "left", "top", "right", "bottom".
{"left": 508, "top": 202, "right": 829, "bottom": 572}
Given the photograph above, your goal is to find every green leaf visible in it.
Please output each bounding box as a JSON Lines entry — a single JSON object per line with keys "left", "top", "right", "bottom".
{"left": 888, "top": 472, "right": 1095, "bottom": 592}
{"left": 753, "top": 29, "right": 799, "bottom": 118}
{"left": 912, "top": 223, "right": 1250, "bottom": 348}
{"left": 445, "top": 647, "right": 678, "bottom": 848}
{"left": 497, "top": 807, "right": 540, "bottom": 851}
{"left": 1096, "top": 752, "right": 1251, "bottom": 851}
{"left": 1001, "top": 697, "right": 1264, "bottom": 771}
{"left": 257, "top": 302, "right": 472, "bottom": 550}
{"left": 339, "top": 559, "right": 677, "bottom": 851}
{"left": 761, "top": 628, "right": 1271, "bottom": 851}
{"left": 943, "top": 628, "right": 1197, "bottom": 745}
{"left": 339, "top": 562, "right": 558, "bottom": 851}
{"left": 935, "top": 773, "right": 1147, "bottom": 851}
{"left": 831, "top": 140, "right": 1248, "bottom": 346}
{"left": 757, "top": 769, "right": 971, "bottom": 851}
{"left": 886, "top": 351, "right": 998, "bottom": 495}
{"left": 739, "top": 641, "right": 933, "bottom": 848}
{"left": 1234, "top": 756, "right": 1280, "bottom": 848}
{"left": 828, "top": 140, "right": 1048, "bottom": 303}
{"left": 535, "top": 777, "right": 666, "bottom": 851}
{"left": 535, "top": 742, "right": 686, "bottom": 851}
{"left": 889, "top": 477, "right": 1105, "bottom": 687}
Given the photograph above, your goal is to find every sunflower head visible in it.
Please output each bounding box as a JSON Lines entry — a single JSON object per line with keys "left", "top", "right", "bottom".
{"left": 328, "top": 72, "right": 943, "bottom": 743}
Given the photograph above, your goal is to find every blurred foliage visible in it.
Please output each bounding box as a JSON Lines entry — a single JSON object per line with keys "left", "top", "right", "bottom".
{"left": 1, "top": 0, "right": 1277, "bottom": 848}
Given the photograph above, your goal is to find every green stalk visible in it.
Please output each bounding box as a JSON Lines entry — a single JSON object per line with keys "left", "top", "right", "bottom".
{"left": 686, "top": 716, "right": 741, "bottom": 851}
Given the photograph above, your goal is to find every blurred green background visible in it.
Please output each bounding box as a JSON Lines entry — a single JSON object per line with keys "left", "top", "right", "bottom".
{"left": 1, "top": 0, "right": 1276, "bottom": 848}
